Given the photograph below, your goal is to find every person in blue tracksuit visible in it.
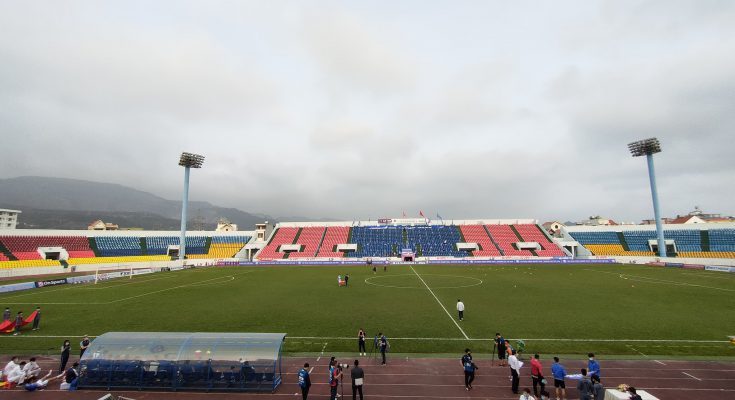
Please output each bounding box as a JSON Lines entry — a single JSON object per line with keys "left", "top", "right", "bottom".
{"left": 551, "top": 356, "right": 567, "bottom": 400}
{"left": 297, "top": 362, "right": 311, "bottom": 400}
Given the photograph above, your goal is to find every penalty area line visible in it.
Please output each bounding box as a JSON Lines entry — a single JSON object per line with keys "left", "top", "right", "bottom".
{"left": 409, "top": 265, "right": 469, "bottom": 340}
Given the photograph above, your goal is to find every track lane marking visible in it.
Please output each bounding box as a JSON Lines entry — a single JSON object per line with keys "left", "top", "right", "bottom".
{"left": 682, "top": 371, "right": 702, "bottom": 381}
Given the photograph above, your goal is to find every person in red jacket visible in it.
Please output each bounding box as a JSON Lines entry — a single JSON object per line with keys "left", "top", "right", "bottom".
{"left": 530, "top": 354, "right": 545, "bottom": 397}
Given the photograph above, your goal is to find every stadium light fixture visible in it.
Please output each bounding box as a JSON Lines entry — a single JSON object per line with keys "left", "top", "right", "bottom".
{"left": 178, "top": 152, "right": 205, "bottom": 261}
{"left": 627, "top": 138, "right": 666, "bottom": 257}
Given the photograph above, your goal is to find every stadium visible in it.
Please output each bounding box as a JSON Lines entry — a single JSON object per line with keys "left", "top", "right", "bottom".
{"left": 2, "top": 2, "right": 735, "bottom": 399}
{"left": 1, "top": 201, "right": 734, "bottom": 399}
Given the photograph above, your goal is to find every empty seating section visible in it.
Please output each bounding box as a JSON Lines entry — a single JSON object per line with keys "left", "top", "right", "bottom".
{"left": 96, "top": 236, "right": 142, "bottom": 257}
{"left": 665, "top": 230, "right": 702, "bottom": 252}
{"left": 583, "top": 244, "right": 653, "bottom": 256}
{"left": 568, "top": 231, "right": 621, "bottom": 245}
{"left": 677, "top": 251, "right": 735, "bottom": 259}
{"left": 486, "top": 225, "right": 532, "bottom": 256}
{"left": 0, "top": 259, "right": 61, "bottom": 269}
{"left": 348, "top": 226, "right": 403, "bottom": 258}
{"left": 289, "top": 227, "right": 325, "bottom": 258}
{"left": 146, "top": 236, "right": 206, "bottom": 256}
{"left": 257, "top": 227, "right": 299, "bottom": 260}
{"left": 406, "top": 225, "right": 465, "bottom": 257}
{"left": 572, "top": 229, "right": 735, "bottom": 257}
{"left": 709, "top": 229, "right": 735, "bottom": 252}
{"left": 188, "top": 236, "right": 251, "bottom": 259}
{"left": 459, "top": 225, "right": 501, "bottom": 257}
{"left": 0, "top": 253, "right": 8, "bottom": 262}
{"left": 513, "top": 224, "right": 565, "bottom": 256}
{"left": 317, "top": 226, "right": 349, "bottom": 258}
{"left": 68, "top": 255, "right": 171, "bottom": 265}
{"left": 0, "top": 235, "right": 94, "bottom": 260}
{"left": 623, "top": 231, "right": 656, "bottom": 251}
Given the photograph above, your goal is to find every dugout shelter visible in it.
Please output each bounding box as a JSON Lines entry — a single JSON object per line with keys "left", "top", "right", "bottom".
{"left": 78, "top": 332, "right": 286, "bottom": 392}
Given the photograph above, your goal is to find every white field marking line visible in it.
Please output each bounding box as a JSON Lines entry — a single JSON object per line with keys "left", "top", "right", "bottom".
{"left": 5, "top": 334, "right": 727, "bottom": 343}
{"left": 583, "top": 268, "right": 735, "bottom": 292}
{"left": 184, "top": 276, "right": 235, "bottom": 287}
{"left": 316, "top": 342, "right": 328, "bottom": 362}
{"left": 682, "top": 371, "right": 702, "bottom": 381}
{"left": 1, "top": 271, "right": 255, "bottom": 305}
{"left": 0, "top": 268, "right": 207, "bottom": 300}
{"left": 106, "top": 273, "right": 252, "bottom": 304}
{"left": 654, "top": 360, "right": 667, "bottom": 366}
{"left": 409, "top": 265, "right": 469, "bottom": 340}
{"left": 81, "top": 275, "right": 177, "bottom": 290}
{"left": 286, "top": 336, "right": 729, "bottom": 342}
{"left": 627, "top": 344, "right": 648, "bottom": 357}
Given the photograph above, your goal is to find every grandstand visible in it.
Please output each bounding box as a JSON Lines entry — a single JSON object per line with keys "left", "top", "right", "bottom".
{"left": 2, "top": 218, "right": 735, "bottom": 276}
{"left": 0, "top": 231, "right": 253, "bottom": 272}
{"left": 564, "top": 224, "right": 735, "bottom": 259}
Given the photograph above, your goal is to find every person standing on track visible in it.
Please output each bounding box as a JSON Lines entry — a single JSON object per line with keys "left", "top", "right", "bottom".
{"left": 329, "top": 359, "right": 342, "bottom": 400}
{"left": 530, "top": 354, "right": 545, "bottom": 397}
{"left": 456, "top": 299, "right": 465, "bottom": 321}
{"left": 3, "top": 307, "right": 10, "bottom": 321}
{"left": 508, "top": 349, "right": 522, "bottom": 394}
{"left": 379, "top": 333, "right": 389, "bottom": 365}
{"left": 462, "top": 348, "right": 477, "bottom": 390}
{"left": 59, "top": 340, "right": 71, "bottom": 373}
{"left": 550, "top": 356, "right": 567, "bottom": 400}
{"left": 587, "top": 353, "right": 600, "bottom": 382}
{"left": 495, "top": 333, "right": 507, "bottom": 366}
{"left": 351, "top": 359, "right": 365, "bottom": 400}
{"left": 358, "top": 328, "right": 366, "bottom": 356}
{"left": 79, "top": 335, "right": 90, "bottom": 358}
{"left": 297, "top": 362, "right": 311, "bottom": 400}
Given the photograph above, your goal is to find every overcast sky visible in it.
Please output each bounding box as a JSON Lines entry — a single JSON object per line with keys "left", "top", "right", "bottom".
{"left": 1, "top": 0, "right": 733, "bottom": 223}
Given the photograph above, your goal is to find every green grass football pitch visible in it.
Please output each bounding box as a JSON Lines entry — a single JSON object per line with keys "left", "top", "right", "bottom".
{"left": 1, "top": 263, "right": 733, "bottom": 358}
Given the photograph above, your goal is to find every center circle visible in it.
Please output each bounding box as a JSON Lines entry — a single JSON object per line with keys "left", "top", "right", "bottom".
{"left": 364, "top": 274, "right": 483, "bottom": 289}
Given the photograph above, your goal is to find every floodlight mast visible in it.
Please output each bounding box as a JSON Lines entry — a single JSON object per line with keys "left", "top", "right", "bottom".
{"left": 627, "top": 138, "right": 666, "bottom": 257}
{"left": 179, "top": 152, "right": 205, "bottom": 261}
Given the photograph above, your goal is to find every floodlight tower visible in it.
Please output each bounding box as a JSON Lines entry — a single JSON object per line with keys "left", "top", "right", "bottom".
{"left": 627, "top": 138, "right": 666, "bottom": 257}
{"left": 178, "top": 152, "right": 205, "bottom": 261}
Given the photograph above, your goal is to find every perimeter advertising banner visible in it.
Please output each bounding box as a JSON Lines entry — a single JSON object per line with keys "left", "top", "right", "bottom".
{"left": 705, "top": 265, "right": 735, "bottom": 273}
{"left": 35, "top": 278, "right": 68, "bottom": 288}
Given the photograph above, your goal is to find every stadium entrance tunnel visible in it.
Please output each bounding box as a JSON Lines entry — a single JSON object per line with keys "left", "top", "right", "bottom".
{"left": 78, "top": 332, "right": 286, "bottom": 392}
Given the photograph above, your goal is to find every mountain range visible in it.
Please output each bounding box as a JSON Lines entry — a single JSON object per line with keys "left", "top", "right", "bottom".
{"left": 0, "top": 176, "right": 303, "bottom": 230}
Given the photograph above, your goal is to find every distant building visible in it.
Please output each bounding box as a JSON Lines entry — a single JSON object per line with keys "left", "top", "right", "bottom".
{"left": 578, "top": 216, "right": 618, "bottom": 226}
{"left": 0, "top": 208, "right": 21, "bottom": 230}
{"left": 542, "top": 221, "right": 564, "bottom": 236}
{"left": 642, "top": 207, "right": 734, "bottom": 225}
{"left": 88, "top": 219, "right": 119, "bottom": 230}
{"left": 216, "top": 219, "right": 238, "bottom": 232}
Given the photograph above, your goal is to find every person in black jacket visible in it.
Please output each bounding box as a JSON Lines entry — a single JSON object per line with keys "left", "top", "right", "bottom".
{"left": 351, "top": 359, "right": 365, "bottom": 400}
{"left": 32, "top": 307, "right": 41, "bottom": 330}
{"left": 65, "top": 362, "right": 79, "bottom": 390}
{"left": 59, "top": 340, "right": 71, "bottom": 373}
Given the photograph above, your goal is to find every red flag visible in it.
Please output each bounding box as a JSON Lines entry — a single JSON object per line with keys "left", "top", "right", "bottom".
{"left": 419, "top": 210, "right": 425, "bottom": 217}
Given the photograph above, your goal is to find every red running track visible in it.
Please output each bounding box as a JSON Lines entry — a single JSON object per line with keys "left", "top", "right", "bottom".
{"left": 2, "top": 355, "right": 733, "bottom": 399}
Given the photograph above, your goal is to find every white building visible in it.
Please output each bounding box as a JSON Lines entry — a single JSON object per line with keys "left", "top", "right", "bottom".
{"left": 0, "top": 209, "right": 21, "bottom": 230}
